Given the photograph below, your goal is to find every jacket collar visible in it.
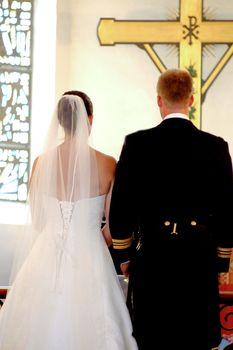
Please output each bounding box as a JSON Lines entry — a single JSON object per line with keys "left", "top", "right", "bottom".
{"left": 163, "top": 113, "right": 189, "bottom": 121}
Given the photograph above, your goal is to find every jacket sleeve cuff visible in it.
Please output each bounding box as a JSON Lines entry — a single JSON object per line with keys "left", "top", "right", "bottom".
{"left": 112, "top": 237, "right": 133, "bottom": 264}
{"left": 217, "top": 247, "right": 232, "bottom": 272}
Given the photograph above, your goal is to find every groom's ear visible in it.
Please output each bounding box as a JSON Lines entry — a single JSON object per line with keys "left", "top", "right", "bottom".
{"left": 188, "top": 95, "right": 194, "bottom": 107}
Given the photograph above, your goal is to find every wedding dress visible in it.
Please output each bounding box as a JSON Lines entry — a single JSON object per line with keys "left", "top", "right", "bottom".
{"left": 0, "top": 195, "right": 137, "bottom": 349}
{"left": 0, "top": 95, "right": 138, "bottom": 349}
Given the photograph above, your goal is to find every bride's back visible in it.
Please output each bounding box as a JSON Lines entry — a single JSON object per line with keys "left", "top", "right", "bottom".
{"left": 30, "top": 94, "right": 116, "bottom": 204}
{"left": 55, "top": 142, "right": 116, "bottom": 201}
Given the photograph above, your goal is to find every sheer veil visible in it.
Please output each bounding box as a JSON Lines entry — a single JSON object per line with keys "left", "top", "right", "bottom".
{"left": 2, "top": 95, "right": 138, "bottom": 350}
{"left": 9, "top": 94, "right": 99, "bottom": 285}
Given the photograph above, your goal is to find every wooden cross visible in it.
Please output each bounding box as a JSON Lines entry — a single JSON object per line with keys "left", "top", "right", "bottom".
{"left": 97, "top": 0, "right": 233, "bottom": 128}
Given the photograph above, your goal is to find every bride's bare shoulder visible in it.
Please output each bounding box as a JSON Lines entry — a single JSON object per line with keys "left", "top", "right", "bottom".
{"left": 95, "top": 150, "right": 116, "bottom": 183}
{"left": 95, "top": 150, "right": 116, "bottom": 166}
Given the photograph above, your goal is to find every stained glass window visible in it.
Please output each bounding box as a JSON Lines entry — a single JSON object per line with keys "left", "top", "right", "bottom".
{"left": 0, "top": 0, "right": 32, "bottom": 202}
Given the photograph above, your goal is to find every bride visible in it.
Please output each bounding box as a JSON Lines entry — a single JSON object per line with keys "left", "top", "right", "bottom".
{"left": 0, "top": 92, "right": 138, "bottom": 349}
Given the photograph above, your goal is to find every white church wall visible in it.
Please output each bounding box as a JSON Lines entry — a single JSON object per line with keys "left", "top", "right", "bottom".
{"left": 0, "top": 225, "right": 19, "bottom": 286}
{"left": 55, "top": 0, "right": 233, "bottom": 160}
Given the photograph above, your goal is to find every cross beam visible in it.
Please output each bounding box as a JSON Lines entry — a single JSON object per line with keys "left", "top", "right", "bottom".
{"left": 98, "top": 0, "right": 233, "bottom": 128}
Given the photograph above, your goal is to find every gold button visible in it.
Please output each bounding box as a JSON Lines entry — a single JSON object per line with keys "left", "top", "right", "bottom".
{"left": 164, "top": 221, "right": 170, "bottom": 226}
{"left": 191, "top": 220, "right": 197, "bottom": 226}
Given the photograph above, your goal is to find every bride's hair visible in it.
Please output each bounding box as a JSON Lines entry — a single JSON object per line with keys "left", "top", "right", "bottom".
{"left": 63, "top": 90, "right": 93, "bottom": 117}
{"left": 57, "top": 95, "right": 78, "bottom": 134}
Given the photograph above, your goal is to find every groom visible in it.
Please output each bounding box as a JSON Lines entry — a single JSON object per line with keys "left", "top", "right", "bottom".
{"left": 109, "top": 68, "right": 233, "bottom": 350}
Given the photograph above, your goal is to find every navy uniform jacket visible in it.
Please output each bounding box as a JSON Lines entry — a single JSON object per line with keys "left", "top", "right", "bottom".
{"left": 109, "top": 117, "right": 233, "bottom": 350}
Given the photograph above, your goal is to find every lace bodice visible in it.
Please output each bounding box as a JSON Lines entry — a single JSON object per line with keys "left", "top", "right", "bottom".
{"left": 59, "top": 201, "right": 75, "bottom": 238}
{"left": 47, "top": 195, "right": 106, "bottom": 289}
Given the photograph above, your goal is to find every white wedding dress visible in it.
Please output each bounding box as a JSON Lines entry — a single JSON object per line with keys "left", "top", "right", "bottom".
{"left": 0, "top": 195, "right": 138, "bottom": 350}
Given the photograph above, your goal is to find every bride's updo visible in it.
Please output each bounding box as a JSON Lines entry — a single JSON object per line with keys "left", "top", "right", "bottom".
{"left": 63, "top": 90, "right": 93, "bottom": 117}
{"left": 57, "top": 90, "right": 93, "bottom": 134}
{"left": 57, "top": 95, "right": 77, "bottom": 133}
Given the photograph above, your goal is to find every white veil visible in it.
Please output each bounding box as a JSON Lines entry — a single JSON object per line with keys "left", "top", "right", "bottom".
{"left": 9, "top": 94, "right": 99, "bottom": 285}
{"left": 1, "top": 95, "right": 138, "bottom": 350}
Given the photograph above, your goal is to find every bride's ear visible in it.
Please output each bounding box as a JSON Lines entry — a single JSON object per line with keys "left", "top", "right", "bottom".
{"left": 89, "top": 115, "right": 93, "bottom": 125}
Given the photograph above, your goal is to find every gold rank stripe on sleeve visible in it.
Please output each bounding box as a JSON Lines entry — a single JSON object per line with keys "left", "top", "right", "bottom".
{"left": 217, "top": 247, "right": 232, "bottom": 258}
{"left": 112, "top": 236, "right": 133, "bottom": 250}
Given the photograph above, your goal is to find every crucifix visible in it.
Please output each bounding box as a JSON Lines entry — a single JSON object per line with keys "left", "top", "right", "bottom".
{"left": 97, "top": 0, "right": 233, "bottom": 128}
